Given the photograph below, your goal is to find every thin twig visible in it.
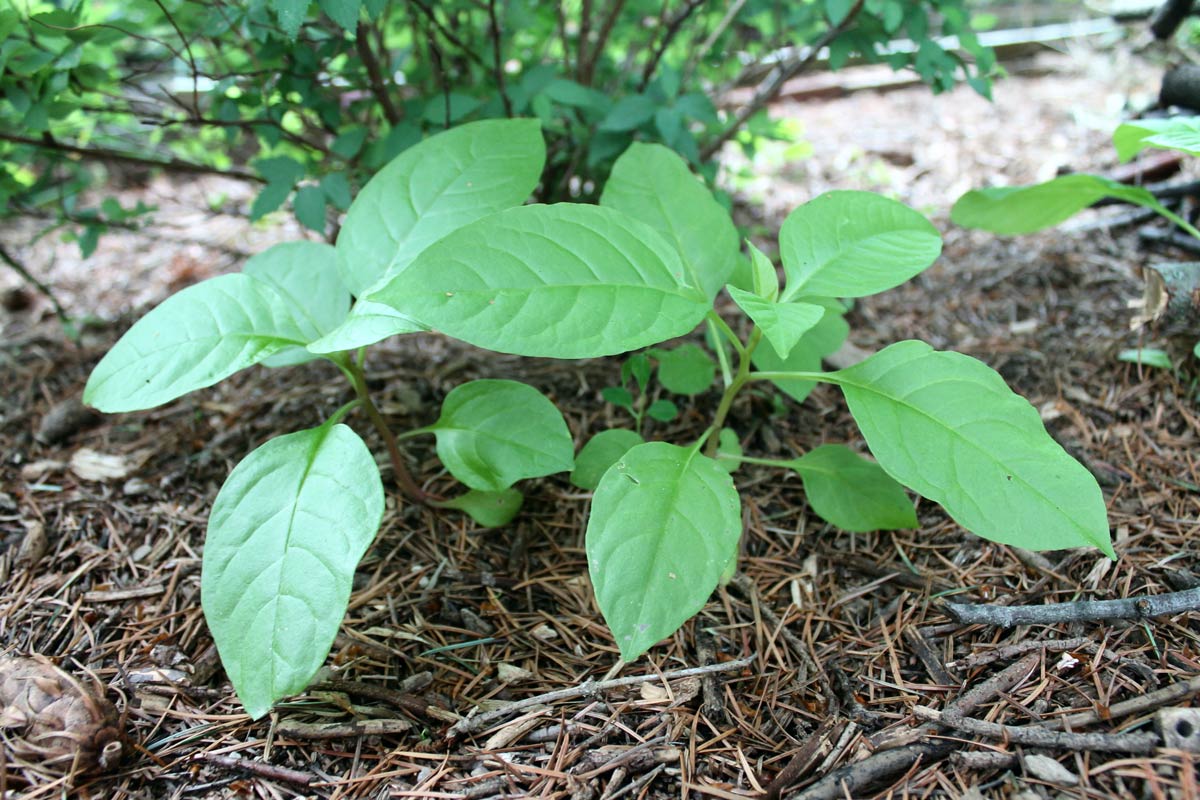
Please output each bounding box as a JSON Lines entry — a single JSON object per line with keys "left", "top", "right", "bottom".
{"left": 945, "top": 636, "right": 1093, "bottom": 671}
{"left": 0, "top": 244, "right": 72, "bottom": 330}
{"left": 0, "top": 132, "right": 263, "bottom": 182}
{"left": 700, "top": 0, "right": 865, "bottom": 161}
{"left": 682, "top": 0, "right": 748, "bottom": 84}
{"left": 914, "top": 706, "right": 1160, "bottom": 753}
{"left": 486, "top": 0, "right": 513, "bottom": 117}
{"left": 1047, "top": 674, "right": 1200, "bottom": 731}
{"left": 447, "top": 655, "right": 754, "bottom": 738}
{"left": 355, "top": 21, "right": 401, "bottom": 125}
{"left": 638, "top": 0, "right": 707, "bottom": 91}
{"left": 198, "top": 754, "right": 313, "bottom": 785}
{"left": 578, "top": 0, "right": 627, "bottom": 86}
{"left": 943, "top": 586, "right": 1200, "bottom": 628}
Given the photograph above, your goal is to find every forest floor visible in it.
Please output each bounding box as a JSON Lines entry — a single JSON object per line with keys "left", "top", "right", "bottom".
{"left": 2, "top": 29, "right": 1200, "bottom": 800}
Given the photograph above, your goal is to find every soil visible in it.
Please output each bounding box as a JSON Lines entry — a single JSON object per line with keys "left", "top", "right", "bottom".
{"left": 3, "top": 32, "right": 1200, "bottom": 800}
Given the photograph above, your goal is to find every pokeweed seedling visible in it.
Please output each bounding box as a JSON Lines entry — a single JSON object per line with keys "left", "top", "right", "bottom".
{"left": 953, "top": 115, "right": 1200, "bottom": 363}
{"left": 82, "top": 119, "right": 579, "bottom": 719}
{"left": 356, "top": 139, "right": 1115, "bottom": 662}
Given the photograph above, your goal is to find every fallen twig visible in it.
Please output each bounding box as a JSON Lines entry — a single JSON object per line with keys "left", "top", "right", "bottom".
{"left": 197, "top": 754, "right": 313, "bottom": 786}
{"left": 274, "top": 718, "right": 412, "bottom": 739}
{"left": 446, "top": 656, "right": 754, "bottom": 738}
{"left": 942, "top": 586, "right": 1200, "bottom": 627}
{"left": 1047, "top": 674, "right": 1200, "bottom": 731}
{"left": 945, "top": 636, "right": 1092, "bottom": 671}
{"left": 913, "top": 706, "right": 1159, "bottom": 753}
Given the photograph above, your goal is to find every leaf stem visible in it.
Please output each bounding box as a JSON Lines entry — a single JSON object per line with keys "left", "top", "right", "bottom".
{"left": 1153, "top": 201, "right": 1200, "bottom": 241}
{"left": 345, "top": 360, "right": 426, "bottom": 503}
{"left": 706, "top": 310, "right": 746, "bottom": 359}
{"left": 704, "top": 327, "right": 763, "bottom": 457}
{"left": 748, "top": 369, "right": 836, "bottom": 384}
{"left": 707, "top": 317, "right": 734, "bottom": 387}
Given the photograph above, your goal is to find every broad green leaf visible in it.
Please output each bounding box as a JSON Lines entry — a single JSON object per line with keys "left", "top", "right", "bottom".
{"left": 318, "top": 0, "right": 361, "bottom": 33}
{"left": 601, "top": 142, "right": 738, "bottom": 301}
{"left": 647, "top": 398, "right": 678, "bottom": 422}
{"left": 831, "top": 341, "right": 1113, "bottom": 556}
{"left": 542, "top": 79, "right": 610, "bottom": 113}
{"left": 370, "top": 204, "right": 709, "bottom": 359}
{"left": 727, "top": 286, "right": 825, "bottom": 360}
{"left": 786, "top": 444, "right": 916, "bottom": 531}
{"left": 1114, "top": 116, "right": 1200, "bottom": 162}
{"left": 336, "top": 118, "right": 545, "bottom": 296}
{"left": 438, "top": 488, "right": 524, "bottom": 528}
{"left": 201, "top": 421, "right": 384, "bottom": 719}
{"left": 270, "top": 0, "right": 309, "bottom": 38}
{"left": 291, "top": 183, "right": 326, "bottom": 230}
{"left": 951, "top": 175, "right": 1161, "bottom": 235}
{"left": 429, "top": 380, "right": 574, "bottom": 492}
{"left": 243, "top": 241, "right": 350, "bottom": 366}
{"left": 306, "top": 299, "right": 425, "bottom": 354}
{"left": 571, "top": 429, "right": 644, "bottom": 490}
{"left": 752, "top": 303, "right": 850, "bottom": 403}
{"left": 1117, "top": 348, "right": 1173, "bottom": 369}
{"left": 586, "top": 442, "right": 741, "bottom": 660}
{"left": 599, "top": 94, "right": 658, "bottom": 132}
{"left": 651, "top": 343, "right": 715, "bottom": 395}
{"left": 84, "top": 274, "right": 310, "bottom": 413}
{"left": 779, "top": 191, "right": 941, "bottom": 300}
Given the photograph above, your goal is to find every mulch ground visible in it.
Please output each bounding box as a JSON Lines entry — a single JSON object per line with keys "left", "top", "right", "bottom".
{"left": 3, "top": 33, "right": 1200, "bottom": 800}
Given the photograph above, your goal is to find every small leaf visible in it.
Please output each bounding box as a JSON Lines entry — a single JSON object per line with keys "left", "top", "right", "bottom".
{"left": 571, "top": 429, "right": 644, "bottom": 490}
{"left": 320, "top": 172, "right": 352, "bottom": 210}
{"left": 293, "top": 185, "right": 327, "bottom": 232}
{"left": 249, "top": 181, "right": 292, "bottom": 221}
{"left": 951, "top": 175, "right": 1161, "bottom": 235}
{"left": 727, "top": 286, "right": 825, "bottom": 360}
{"left": 651, "top": 343, "right": 715, "bottom": 395}
{"left": 601, "top": 386, "right": 634, "bottom": 409}
{"left": 779, "top": 191, "right": 941, "bottom": 300}
{"left": 243, "top": 241, "right": 350, "bottom": 366}
{"left": 1114, "top": 116, "right": 1200, "bottom": 162}
{"left": 747, "top": 242, "right": 778, "bottom": 300}
{"left": 752, "top": 303, "right": 850, "bottom": 403}
{"left": 336, "top": 118, "right": 545, "bottom": 296}
{"left": 270, "top": 0, "right": 309, "bottom": 37}
{"left": 601, "top": 142, "right": 738, "bottom": 301}
{"left": 84, "top": 274, "right": 310, "bottom": 412}
{"left": 1117, "top": 348, "right": 1173, "bottom": 369}
{"left": 716, "top": 428, "right": 742, "bottom": 473}
{"left": 201, "top": 421, "right": 384, "bottom": 719}
{"left": 306, "top": 299, "right": 425, "bottom": 354}
{"left": 586, "top": 442, "right": 741, "bottom": 661}
{"left": 786, "top": 444, "right": 916, "bottom": 531}
{"left": 317, "top": 0, "right": 360, "bottom": 33}
{"left": 621, "top": 353, "right": 652, "bottom": 393}
{"left": 254, "top": 155, "right": 305, "bottom": 186}
{"left": 599, "top": 94, "right": 657, "bottom": 132}
{"left": 832, "top": 341, "right": 1113, "bottom": 556}
{"left": 369, "top": 204, "right": 709, "bottom": 359}
{"left": 331, "top": 126, "right": 368, "bottom": 159}
{"left": 439, "top": 488, "right": 524, "bottom": 528}
{"left": 430, "top": 380, "right": 574, "bottom": 492}
{"left": 646, "top": 398, "right": 678, "bottom": 422}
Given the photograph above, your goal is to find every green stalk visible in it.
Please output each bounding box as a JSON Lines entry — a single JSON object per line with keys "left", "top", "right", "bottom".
{"left": 703, "top": 327, "right": 763, "bottom": 458}
{"left": 345, "top": 360, "right": 426, "bottom": 503}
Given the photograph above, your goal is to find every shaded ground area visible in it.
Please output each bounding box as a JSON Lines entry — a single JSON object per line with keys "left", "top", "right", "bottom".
{"left": 3, "top": 33, "right": 1200, "bottom": 800}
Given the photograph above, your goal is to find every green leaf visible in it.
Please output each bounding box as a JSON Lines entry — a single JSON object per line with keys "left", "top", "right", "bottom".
{"left": 330, "top": 126, "right": 368, "bottom": 159}
{"left": 1114, "top": 116, "right": 1200, "bottom": 162}
{"left": 84, "top": 274, "right": 310, "bottom": 413}
{"left": 621, "top": 353, "right": 651, "bottom": 393}
{"left": 727, "top": 286, "right": 825, "bottom": 360}
{"left": 306, "top": 299, "right": 425, "bottom": 354}
{"left": 747, "top": 242, "right": 779, "bottom": 300}
{"left": 779, "top": 191, "right": 941, "bottom": 300}
{"left": 599, "top": 94, "right": 657, "bottom": 132}
{"left": 1117, "top": 348, "right": 1173, "bottom": 369}
{"left": 201, "top": 421, "right": 383, "bottom": 719}
{"left": 831, "top": 341, "right": 1113, "bottom": 556}
{"left": 571, "top": 429, "right": 644, "bottom": 490}
{"left": 786, "top": 444, "right": 916, "bottom": 531}
{"left": 586, "top": 443, "right": 741, "bottom": 660}
{"left": 601, "top": 142, "right": 738, "bottom": 301}
{"left": 429, "top": 380, "right": 574, "bottom": 492}
{"left": 336, "top": 118, "right": 545, "bottom": 296}
{"left": 542, "top": 79, "right": 610, "bottom": 113}
{"left": 716, "top": 428, "right": 742, "bottom": 473}
{"left": 951, "top": 175, "right": 1161, "bottom": 235}
{"left": 270, "top": 0, "right": 309, "bottom": 38}
{"left": 650, "top": 343, "right": 715, "bottom": 395}
{"left": 646, "top": 398, "right": 678, "bottom": 422}
{"left": 317, "top": 0, "right": 360, "bottom": 32}
{"left": 249, "top": 181, "right": 292, "bottom": 221}
{"left": 320, "top": 172, "right": 353, "bottom": 210}
{"left": 438, "top": 488, "right": 524, "bottom": 528}
{"left": 1194, "top": 341, "right": 1200, "bottom": 360}
{"left": 369, "top": 204, "right": 709, "bottom": 359}
{"left": 293, "top": 185, "right": 327, "bottom": 232}
{"left": 752, "top": 302, "right": 850, "bottom": 403}
{"left": 254, "top": 155, "right": 305, "bottom": 186}
{"left": 825, "top": 0, "right": 854, "bottom": 24}
{"left": 601, "top": 386, "right": 634, "bottom": 408}
{"left": 242, "top": 241, "right": 350, "bottom": 366}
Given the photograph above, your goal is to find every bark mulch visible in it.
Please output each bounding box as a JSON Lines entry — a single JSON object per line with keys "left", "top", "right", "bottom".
{"left": 2, "top": 35, "right": 1200, "bottom": 800}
